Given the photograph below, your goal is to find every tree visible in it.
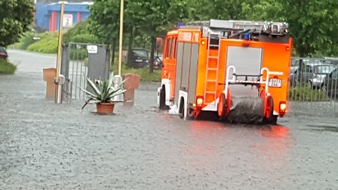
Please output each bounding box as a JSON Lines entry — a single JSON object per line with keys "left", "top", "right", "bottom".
{"left": 187, "top": 0, "right": 247, "bottom": 20}
{"left": 126, "top": 0, "right": 189, "bottom": 73}
{"left": 0, "top": 0, "right": 34, "bottom": 47}
{"left": 278, "top": 0, "right": 338, "bottom": 57}
{"left": 89, "top": 0, "right": 120, "bottom": 45}
{"left": 89, "top": 0, "right": 123, "bottom": 67}
{"left": 241, "top": 0, "right": 284, "bottom": 21}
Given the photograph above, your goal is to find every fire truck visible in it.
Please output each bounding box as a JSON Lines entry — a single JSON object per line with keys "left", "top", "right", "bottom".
{"left": 157, "top": 19, "right": 293, "bottom": 124}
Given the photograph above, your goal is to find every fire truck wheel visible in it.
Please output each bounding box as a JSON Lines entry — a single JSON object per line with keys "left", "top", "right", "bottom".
{"left": 263, "top": 97, "right": 277, "bottom": 125}
{"left": 217, "top": 93, "right": 226, "bottom": 119}
{"left": 178, "top": 97, "right": 185, "bottom": 119}
{"left": 159, "top": 87, "right": 166, "bottom": 110}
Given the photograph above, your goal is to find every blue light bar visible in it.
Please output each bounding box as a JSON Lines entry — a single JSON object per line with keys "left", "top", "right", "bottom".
{"left": 177, "top": 22, "right": 185, "bottom": 29}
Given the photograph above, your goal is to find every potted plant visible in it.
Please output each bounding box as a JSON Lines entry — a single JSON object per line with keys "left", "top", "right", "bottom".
{"left": 80, "top": 72, "right": 127, "bottom": 114}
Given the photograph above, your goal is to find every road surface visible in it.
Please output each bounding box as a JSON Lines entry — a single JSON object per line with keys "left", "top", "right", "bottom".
{"left": 0, "top": 50, "right": 337, "bottom": 190}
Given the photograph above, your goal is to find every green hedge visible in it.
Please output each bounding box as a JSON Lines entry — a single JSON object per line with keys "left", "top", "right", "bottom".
{"left": 63, "top": 20, "right": 98, "bottom": 44}
{"left": 70, "top": 48, "right": 88, "bottom": 60}
{"left": 110, "top": 63, "right": 161, "bottom": 82}
{"left": 21, "top": 33, "right": 38, "bottom": 50}
{"left": 70, "top": 34, "right": 99, "bottom": 44}
{"left": 9, "top": 32, "right": 36, "bottom": 49}
{"left": 27, "top": 35, "right": 58, "bottom": 54}
{"left": 289, "top": 85, "right": 329, "bottom": 101}
{"left": 0, "top": 59, "right": 17, "bottom": 74}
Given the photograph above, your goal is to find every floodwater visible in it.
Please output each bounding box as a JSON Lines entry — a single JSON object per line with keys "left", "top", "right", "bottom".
{"left": 0, "top": 50, "right": 337, "bottom": 190}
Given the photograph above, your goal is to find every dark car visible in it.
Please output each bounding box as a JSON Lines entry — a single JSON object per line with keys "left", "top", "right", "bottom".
{"left": 123, "top": 48, "right": 150, "bottom": 69}
{"left": 289, "top": 60, "right": 336, "bottom": 89}
{"left": 323, "top": 68, "right": 338, "bottom": 99}
{"left": 0, "top": 46, "right": 8, "bottom": 59}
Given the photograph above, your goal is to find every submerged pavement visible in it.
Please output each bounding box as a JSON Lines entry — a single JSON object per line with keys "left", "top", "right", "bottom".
{"left": 0, "top": 50, "right": 337, "bottom": 190}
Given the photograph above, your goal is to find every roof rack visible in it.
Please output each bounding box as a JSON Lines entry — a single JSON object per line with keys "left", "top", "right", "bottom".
{"left": 185, "top": 19, "right": 288, "bottom": 35}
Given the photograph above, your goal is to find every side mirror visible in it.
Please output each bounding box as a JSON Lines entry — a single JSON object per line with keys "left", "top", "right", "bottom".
{"left": 156, "top": 37, "right": 163, "bottom": 51}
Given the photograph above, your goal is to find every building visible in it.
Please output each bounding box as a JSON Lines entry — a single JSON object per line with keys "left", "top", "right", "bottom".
{"left": 35, "top": 2, "right": 92, "bottom": 32}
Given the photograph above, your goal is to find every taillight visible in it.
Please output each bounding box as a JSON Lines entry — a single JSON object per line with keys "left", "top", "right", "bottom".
{"left": 194, "top": 96, "right": 204, "bottom": 107}
{"left": 0, "top": 52, "right": 6, "bottom": 56}
{"left": 279, "top": 101, "right": 287, "bottom": 117}
{"left": 196, "top": 97, "right": 203, "bottom": 106}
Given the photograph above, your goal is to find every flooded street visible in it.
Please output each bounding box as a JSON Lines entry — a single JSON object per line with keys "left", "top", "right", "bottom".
{"left": 1, "top": 50, "right": 337, "bottom": 189}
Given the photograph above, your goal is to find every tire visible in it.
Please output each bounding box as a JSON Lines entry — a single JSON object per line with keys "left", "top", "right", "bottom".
{"left": 263, "top": 97, "right": 277, "bottom": 125}
{"left": 217, "top": 93, "right": 226, "bottom": 119}
{"left": 159, "top": 87, "right": 166, "bottom": 110}
{"left": 178, "top": 98, "right": 185, "bottom": 119}
{"left": 308, "top": 81, "right": 316, "bottom": 90}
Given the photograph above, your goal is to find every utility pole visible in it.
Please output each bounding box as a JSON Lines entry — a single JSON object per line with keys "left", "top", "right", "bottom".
{"left": 55, "top": 1, "right": 65, "bottom": 104}
{"left": 118, "top": 0, "right": 124, "bottom": 76}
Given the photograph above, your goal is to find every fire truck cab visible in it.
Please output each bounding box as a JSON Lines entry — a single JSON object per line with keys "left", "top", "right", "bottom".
{"left": 157, "top": 19, "right": 293, "bottom": 124}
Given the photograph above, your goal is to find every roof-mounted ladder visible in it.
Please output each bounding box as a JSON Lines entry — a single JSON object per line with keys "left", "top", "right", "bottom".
{"left": 204, "top": 31, "right": 221, "bottom": 104}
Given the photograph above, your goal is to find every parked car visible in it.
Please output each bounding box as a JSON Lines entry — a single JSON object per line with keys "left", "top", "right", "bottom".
{"left": 322, "top": 57, "right": 338, "bottom": 66}
{"left": 289, "top": 66, "right": 299, "bottom": 87}
{"left": 289, "top": 60, "right": 336, "bottom": 89}
{"left": 323, "top": 68, "right": 338, "bottom": 99}
{"left": 0, "top": 46, "right": 8, "bottom": 60}
{"left": 153, "top": 55, "right": 163, "bottom": 70}
{"left": 123, "top": 48, "right": 150, "bottom": 69}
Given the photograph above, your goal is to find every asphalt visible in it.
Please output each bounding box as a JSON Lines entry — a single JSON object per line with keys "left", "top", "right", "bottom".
{"left": 0, "top": 50, "right": 337, "bottom": 190}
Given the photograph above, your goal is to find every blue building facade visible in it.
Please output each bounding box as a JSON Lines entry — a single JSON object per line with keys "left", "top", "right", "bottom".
{"left": 35, "top": 2, "right": 92, "bottom": 32}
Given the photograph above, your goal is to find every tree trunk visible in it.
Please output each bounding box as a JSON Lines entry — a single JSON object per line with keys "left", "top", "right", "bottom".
{"left": 127, "top": 27, "right": 134, "bottom": 67}
{"left": 149, "top": 36, "right": 156, "bottom": 74}
{"left": 297, "top": 47, "right": 305, "bottom": 83}
{"left": 111, "top": 38, "right": 116, "bottom": 67}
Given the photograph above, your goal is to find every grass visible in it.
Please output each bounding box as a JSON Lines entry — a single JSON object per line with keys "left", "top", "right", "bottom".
{"left": 0, "top": 59, "right": 17, "bottom": 74}
{"left": 9, "top": 32, "right": 60, "bottom": 52}
{"left": 26, "top": 33, "right": 58, "bottom": 54}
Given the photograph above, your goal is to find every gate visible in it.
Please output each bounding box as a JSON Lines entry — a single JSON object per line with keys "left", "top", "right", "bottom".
{"left": 288, "top": 57, "right": 338, "bottom": 118}
{"left": 61, "top": 43, "right": 110, "bottom": 102}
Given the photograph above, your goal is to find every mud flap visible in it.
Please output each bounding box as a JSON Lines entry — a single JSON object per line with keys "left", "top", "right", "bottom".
{"left": 226, "top": 97, "right": 265, "bottom": 124}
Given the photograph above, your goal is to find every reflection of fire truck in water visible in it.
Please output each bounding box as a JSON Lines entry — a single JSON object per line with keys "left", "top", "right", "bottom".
{"left": 157, "top": 19, "right": 293, "bottom": 124}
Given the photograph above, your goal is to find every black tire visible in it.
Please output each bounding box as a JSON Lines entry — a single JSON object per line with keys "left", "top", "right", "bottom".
{"left": 187, "top": 108, "right": 194, "bottom": 120}
{"left": 270, "top": 116, "right": 278, "bottom": 125}
{"left": 263, "top": 97, "right": 277, "bottom": 125}
{"left": 159, "top": 87, "right": 166, "bottom": 110}
{"left": 178, "top": 98, "right": 184, "bottom": 119}
{"left": 217, "top": 93, "right": 226, "bottom": 119}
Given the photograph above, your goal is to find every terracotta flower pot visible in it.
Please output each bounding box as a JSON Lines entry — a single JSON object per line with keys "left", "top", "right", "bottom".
{"left": 96, "top": 102, "right": 115, "bottom": 114}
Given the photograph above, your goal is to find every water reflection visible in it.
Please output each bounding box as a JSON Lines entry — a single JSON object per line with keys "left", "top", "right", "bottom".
{"left": 183, "top": 121, "right": 291, "bottom": 165}
{"left": 258, "top": 125, "right": 290, "bottom": 139}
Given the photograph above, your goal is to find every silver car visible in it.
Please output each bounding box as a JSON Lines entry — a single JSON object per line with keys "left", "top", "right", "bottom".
{"left": 289, "top": 61, "right": 336, "bottom": 89}
{"left": 308, "top": 64, "right": 336, "bottom": 88}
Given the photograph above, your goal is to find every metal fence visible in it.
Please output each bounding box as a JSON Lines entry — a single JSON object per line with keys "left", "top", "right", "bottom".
{"left": 61, "top": 43, "right": 110, "bottom": 102}
{"left": 288, "top": 57, "right": 338, "bottom": 117}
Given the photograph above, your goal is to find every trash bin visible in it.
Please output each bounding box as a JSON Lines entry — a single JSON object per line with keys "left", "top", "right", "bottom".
{"left": 123, "top": 73, "right": 141, "bottom": 106}
{"left": 43, "top": 68, "right": 57, "bottom": 99}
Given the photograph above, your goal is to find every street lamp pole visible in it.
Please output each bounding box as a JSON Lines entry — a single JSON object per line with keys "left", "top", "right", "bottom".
{"left": 118, "top": 0, "right": 124, "bottom": 76}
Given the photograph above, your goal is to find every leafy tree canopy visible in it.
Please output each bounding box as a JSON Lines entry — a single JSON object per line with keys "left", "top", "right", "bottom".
{"left": 0, "top": 0, "right": 34, "bottom": 47}
{"left": 88, "top": 0, "right": 338, "bottom": 58}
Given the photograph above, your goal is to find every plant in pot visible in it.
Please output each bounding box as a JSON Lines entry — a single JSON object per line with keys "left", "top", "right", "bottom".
{"left": 80, "top": 72, "right": 127, "bottom": 114}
